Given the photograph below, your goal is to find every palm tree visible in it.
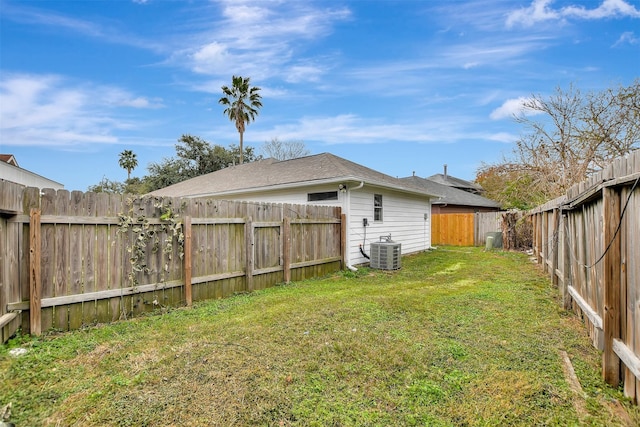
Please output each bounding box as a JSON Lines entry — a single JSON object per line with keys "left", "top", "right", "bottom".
{"left": 118, "top": 149, "right": 138, "bottom": 180}
{"left": 219, "top": 75, "right": 262, "bottom": 164}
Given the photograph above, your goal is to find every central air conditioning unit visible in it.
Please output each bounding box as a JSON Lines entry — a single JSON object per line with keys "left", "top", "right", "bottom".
{"left": 369, "top": 235, "right": 401, "bottom": 270}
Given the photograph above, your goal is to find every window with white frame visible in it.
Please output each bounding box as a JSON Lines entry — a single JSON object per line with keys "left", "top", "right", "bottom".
{"left": 374, "top": 194, "right": 383, "bottom": 221}
{"left": 307, "top": 191, "right": 338, "bottom": 202}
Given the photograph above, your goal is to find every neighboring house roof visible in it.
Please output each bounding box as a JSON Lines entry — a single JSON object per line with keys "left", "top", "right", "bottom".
{"left": 401, "top": 175, "right": 501, "bottom": 209}
{"left": 150, "top": 152, "right": 437, "bottom": 198}
{"left": 426, "top": 173, "right": 484, "bottom": 193}
{"left": 0, "top": 154, "right": 19, "bottom": 167}
{"left": 0, "top": 155, "right": 64, "bottom": 190}
{"left": 426, "top": 165, "right": 483, "bottom": 194}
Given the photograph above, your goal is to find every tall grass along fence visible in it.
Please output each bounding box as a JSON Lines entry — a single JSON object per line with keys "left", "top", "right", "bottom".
{"left": 529, "top": 150, "right": 640, "bottom": 404}
{"left": 0, "top": 182, "right": 344, "bottom": 342}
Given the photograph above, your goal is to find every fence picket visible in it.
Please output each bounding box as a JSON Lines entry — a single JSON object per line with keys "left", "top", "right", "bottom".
{"left": 68, "top": 191, "right": 84, "bottom": 330}
{"left": 29, "top": 208, "right": 41, "bottom": 336}
{"left": 40, "top": 189, "right": 56, "bottom": 331}
{"left": 95, "top": 193, "right": 110, "bottom": 322}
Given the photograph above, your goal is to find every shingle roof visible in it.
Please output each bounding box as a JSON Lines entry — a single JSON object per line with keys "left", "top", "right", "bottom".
{"left": 149, "top": 153, "right": 437, "bottom": 198}
{"left": 400, "top": 175, "right": 501, "bottom": 209}
{"left": 426, "top": 173, "right": 484, "bottom": 192}
{"left": 0, "top": 154, "right": 18, "bottom": 167}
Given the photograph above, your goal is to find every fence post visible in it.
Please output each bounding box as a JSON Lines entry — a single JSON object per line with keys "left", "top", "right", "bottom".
{"left": 537, "top": 213, "right": 543, "bottom": 264}
{"left": 542, "top": 212, "right": 549, "bottom": 272}
{"left": 29, "top": 208, "right": 42, "bottom": 336}
{"left": 602, "top": 187, "right": 622, "bottom": 386}
{"left": 531, "top": 214, "right": 537, "bottom": 259}
{"left": 474, "top": 212, "right": 479, "bottom": 246}
{"left": 283, "top": 217, "right": 291, "bottom": 283}
{"left": 551, "top": 208, "right": 560, "bottom": 287}
{"left": 183, "top": 216, "right": 192, "bottom": 307}
{"left": 561, "top": 212, "right": 572, "bottom": 310}
{"left": 245, "top": 216, "right": 254, "bottom": 292}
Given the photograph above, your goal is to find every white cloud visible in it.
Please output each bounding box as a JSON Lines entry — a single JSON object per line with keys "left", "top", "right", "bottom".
{"left": 118, "top": 96, "right": 163, "bottom": 109}
{"left": 490, "top": 97, "right": 543, "bottom": 120}
{"left": 284, "top": 63, "right": 326, "bottom": 83}
{"left": 179, "top": 2, "right": 351, "bottom": 83}
{"left": 506, "top": 0, "right": 560, "bottom": 28}
{"left": 217, "top": 1, "right": 351, "bottom": 41}
{"left": 486, "top": 132, "right": 518, "bottom": 143}
{"left": 0, "top": 73, "right": 162, "bottom": 147}
{"left": 613, "top": 31, "right": 640, "bottom": 46}
{"left": 2, "top": 2, "right": 163, "bottom": 51}
{"left": 255, "top": 114, "right": 479, "bottom": 146}
{"left": 222, "top": 4, "right": 271, "bottom": 23}
{"left": 99, "top": 87, "right": 164, "bottom": 109}
{"left": 562, "top": 0, "right": 640, "bottom": 19}
{"left": 439, "top": 35, "right": 553, "bottom": 71}
{"left": 4, "top": 3, "right": 103, "bottom": 36}
{"left": 191, "top": 42, "right": 232, "bottom": 74}
{"left": 506, "top": 0, "right": 640, "bottom": 28}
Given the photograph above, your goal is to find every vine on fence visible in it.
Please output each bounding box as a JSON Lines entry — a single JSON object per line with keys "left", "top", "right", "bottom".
{"left": 117, "top": 197, "right": 186, "bottom": 289}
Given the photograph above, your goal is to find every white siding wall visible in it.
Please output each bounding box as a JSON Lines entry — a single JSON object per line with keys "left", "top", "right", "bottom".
{"left": 209, "top": 184, "right": 345, "bottom": 207}
{"left": 205, "top": 183, "right": 432, "bottom": 268}
{"left": 347, "top": 186, "right": 431, "bottom": 266}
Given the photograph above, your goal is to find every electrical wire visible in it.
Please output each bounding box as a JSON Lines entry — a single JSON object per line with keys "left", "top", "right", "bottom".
{"left": 562, "top": 174, "right": 640, "bottom": 270}
{"left": 360, "top": 221, "right": 370, "bottom": 259}
{"left": 363, "top": 221, "right": 367, "bottom": 248}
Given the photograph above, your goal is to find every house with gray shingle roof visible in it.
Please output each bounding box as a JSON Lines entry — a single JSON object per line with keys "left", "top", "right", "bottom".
{"left": 150, "top": 153, "right": 438, "bottom": 267}
{"left": 400, "top": 173, "right": 502, "bottom": 214}
{"left": 427, "top": 164, "right": 485, "bottom": 195}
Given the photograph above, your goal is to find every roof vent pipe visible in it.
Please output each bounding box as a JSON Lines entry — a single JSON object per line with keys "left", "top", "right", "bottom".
{"left": 444, "top": 164, "right": 448, "bottom": 180}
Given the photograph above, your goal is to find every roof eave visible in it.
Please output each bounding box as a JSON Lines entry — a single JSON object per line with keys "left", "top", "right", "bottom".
{"left": 182, "top": 175, "right": 437, "bottom": 199}
{"left": 181, "top": 176, "right": 359, "bottom": 199}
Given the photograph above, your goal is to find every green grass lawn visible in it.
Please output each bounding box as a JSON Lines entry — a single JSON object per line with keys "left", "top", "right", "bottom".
{"left": 1, "top": 246, "right": 638, "bottom": 426}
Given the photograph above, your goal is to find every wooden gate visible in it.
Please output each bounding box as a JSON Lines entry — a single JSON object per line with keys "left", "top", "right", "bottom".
{"left": 431, "top": 213, "right": 474, "bottom": 246}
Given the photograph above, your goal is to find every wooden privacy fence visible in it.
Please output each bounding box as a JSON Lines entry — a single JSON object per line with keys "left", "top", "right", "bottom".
{"left": 432, "top": 211, "right": 520, "bottom": 247}
{"left": 474, "top": 211, "right": 502, "bottom": 246}
{"left": 529, "top": 150, "right": 640, "bottom": 404}
{"left": 0, "top": 183, "right": 344, "bottom": 342}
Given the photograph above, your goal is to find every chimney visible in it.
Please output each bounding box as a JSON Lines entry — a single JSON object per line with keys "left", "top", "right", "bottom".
{"left": 443, "top": 164, "right": 448, "bottom": 180}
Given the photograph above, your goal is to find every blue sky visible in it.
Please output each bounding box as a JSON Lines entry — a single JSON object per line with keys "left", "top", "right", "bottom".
{"left": 1, "top": 0, "right": 639, "bottom": 191}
